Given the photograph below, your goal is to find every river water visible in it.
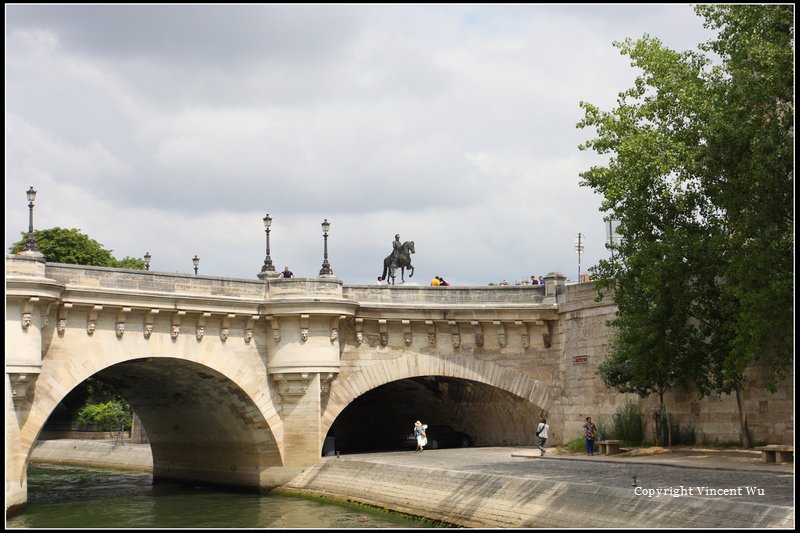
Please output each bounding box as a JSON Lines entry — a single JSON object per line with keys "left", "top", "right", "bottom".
{"left": 7, "top": 464, "right": 444, "bottom": 528}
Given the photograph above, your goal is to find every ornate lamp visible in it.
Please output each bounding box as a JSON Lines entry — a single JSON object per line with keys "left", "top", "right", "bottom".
{"left": 144, "top": 252, "right": 151, "bottom": 270}
{"left": 193, "top": 255, "right": 200, "bottom": 275}
{"left": 261, "top": 214, "right": 275, "bottom": 273}
{"left": 319, "top": 219, "right": 333, "bottom": 276}
{"left": 23, "top": 186, "right": 39, "bottom": 252}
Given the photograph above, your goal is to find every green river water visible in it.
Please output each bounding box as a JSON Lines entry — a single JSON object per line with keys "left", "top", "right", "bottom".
{"left": 6, "top": 463, "right": 447, "bottom": 528}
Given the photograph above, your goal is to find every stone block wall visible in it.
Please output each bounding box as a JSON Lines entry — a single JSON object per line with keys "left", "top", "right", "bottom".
{"left": 556, "top": 282, "right": 794, "bottom": 445}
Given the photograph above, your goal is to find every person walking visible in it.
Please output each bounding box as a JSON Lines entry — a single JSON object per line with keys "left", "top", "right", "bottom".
{"left": 535, "top": 417, "right": 550, "bottom": 456}
{"left": 582, "top": 416, "right": 597, "bottom": 456}
{"left": 414, "top": 420, "right": 427, "bottom": 452}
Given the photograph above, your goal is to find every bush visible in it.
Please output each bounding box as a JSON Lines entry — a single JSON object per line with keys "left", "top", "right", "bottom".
{"left": 610, "top": 400, "right": 644, "bottom": 445}
{"left": 560, "top": 437, "right": 588, "bottom": 453}
{"left": 76, "top": 400, "right": 131, "bottom": 432}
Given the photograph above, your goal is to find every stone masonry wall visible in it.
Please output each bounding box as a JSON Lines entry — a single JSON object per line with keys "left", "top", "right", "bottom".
{"left": 557, "top": 282, "right": 794, "bottom": 445}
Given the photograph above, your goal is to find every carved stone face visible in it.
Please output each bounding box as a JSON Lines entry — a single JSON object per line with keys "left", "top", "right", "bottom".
{"left": 21, "top": 313, "right": 32, "bottom": 329}
{"left": 330, "top": 328, "right": 338, "bottom": 341}
{"left": 452, "top": 334, "right": 461, "bottom": 348}
{"left": 171, "top": 325, "right": 180, "bottom": 339}
{"left": 57, "top": 319, "right": 67, "bottom": 335}
{"left": 355, "top": 331, "right": 363, "bottom": 345}
{"left": 220, "top": 328, "right": 229, "bottom": 341}
{"left": 87, "top": 321, "right": 96, "bottom": 335}
{"left": 475, "top": 333, "right": 484, "bottom": 347}
{"left": 522, "top": 335, "right": 530, "bottom": 349}
{"left": 498, "top": 334, "right": 507, "bottom": 347}
{"left": 144, "top": 324, "right": 154, "bottom": 339}
{"left": 404, "top": 333, "right": 412, "bottom": 346}
{"left": 196, "top": 326, "right": 204, "bottom": 340}
{"left": 300, "top": 328, "right": 309, "bottom": 342}
{"left": 428, "top": 333, "right": 436, "bottom": 347}
{"left": 116, "top": 323, "right": 125, "bottom": 337}
{"left": 273, "top": 329, "right": 281, "bottom": 343}
{"left": 244, "top": 329, "right": 253, "bottom": 343}
{"left": 379, "top": 332, "right": 388, "bottom": 346}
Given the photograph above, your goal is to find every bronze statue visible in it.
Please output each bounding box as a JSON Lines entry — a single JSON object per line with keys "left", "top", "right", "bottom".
{"left": 380, "top": 237, "right": 415, "bottom": 284}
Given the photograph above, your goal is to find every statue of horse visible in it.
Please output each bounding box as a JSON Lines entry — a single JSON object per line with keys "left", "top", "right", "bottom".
{"left": 380, "top": 241, "right": 415, "bottom": 284}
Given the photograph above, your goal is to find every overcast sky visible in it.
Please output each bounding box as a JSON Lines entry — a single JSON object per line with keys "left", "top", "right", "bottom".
{"left": 5, "top": 4, "right": 719, "bottom": 286}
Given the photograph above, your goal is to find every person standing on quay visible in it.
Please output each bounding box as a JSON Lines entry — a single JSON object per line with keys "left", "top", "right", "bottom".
{"left": 583, "top": 416, "right": 597, "bottom": 456}
{"left": 414, "top": 420, "right": 427, "bottom": 452}
{"left": 535, "top": 417, "right": 550, "bottom": 456}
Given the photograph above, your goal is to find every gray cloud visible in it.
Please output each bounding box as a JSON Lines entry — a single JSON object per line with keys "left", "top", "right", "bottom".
{"left": 5, "top": 4, "right": 717, "bottom": 285}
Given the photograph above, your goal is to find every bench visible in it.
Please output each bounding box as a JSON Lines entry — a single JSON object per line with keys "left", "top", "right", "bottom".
{"left": 597, "top": 440, "right": 623, "bottom": 455}
{"left": 754, "top": 445, "right": 793, "bottom": 464}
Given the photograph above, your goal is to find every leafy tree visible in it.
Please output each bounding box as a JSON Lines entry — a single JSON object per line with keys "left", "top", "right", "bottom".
{"left": 76, "top": 400, "right": 132, "bottom": 432}
{"left": 579, "top": 5, "right": 793, "bottom": 447}
{"left": 10, "top": 227, "right": 146, "bottom": 269}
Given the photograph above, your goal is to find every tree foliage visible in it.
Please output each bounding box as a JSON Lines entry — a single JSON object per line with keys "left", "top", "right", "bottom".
{"left": 10, "top": 227, "right": 146, "bottom": 269}
{"left": 579, "top": 5, "right": 793, "bottom": 443}
{"left": 76, "top": 400, "right": 132, "bottom": 432}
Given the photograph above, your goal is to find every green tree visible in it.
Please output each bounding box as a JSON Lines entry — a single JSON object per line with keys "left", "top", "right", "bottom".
{"left": 10, "top": 227, "right": 146, "bottom": 269}
{"left": 76, "top": 400, "right": 132, "bottom": 432}
{"left": 579, "top": 5, "right": 793, "bottom": 447}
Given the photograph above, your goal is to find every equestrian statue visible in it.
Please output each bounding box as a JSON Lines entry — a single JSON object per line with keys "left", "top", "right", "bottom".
{"left": 379, "top": 234, "right": 415, "bottom": 285}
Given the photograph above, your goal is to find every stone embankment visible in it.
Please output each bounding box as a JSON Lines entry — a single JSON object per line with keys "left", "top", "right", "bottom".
{"left": 31, "top": 441, "right": 794, "bottom": 528}
{"left": 31, "top": 439, "right": 153, "bottom": 472}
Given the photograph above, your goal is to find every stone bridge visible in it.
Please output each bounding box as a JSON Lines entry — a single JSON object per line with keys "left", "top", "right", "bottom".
{"left": 5, "top": 253, "right": 613, "bottom": 512}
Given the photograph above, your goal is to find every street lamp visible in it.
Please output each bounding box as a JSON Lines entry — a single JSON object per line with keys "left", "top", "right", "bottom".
{"left": 193, "top": 255, "right": 200, "bottom": 275}
{"left": 144, "top": 252, "right": 151, "bottom": 270}
{"left": 319, "top": 218, "right": 333, "bottom": 276}
{"left": 23, "top": 186, "right": 39, "bottom": 252}
{"left": 261, "top": 214, "right": 275, "bottom": 273}
{"left": 605, "top": 219, "right": 621, "bottom": 263}
{"left": 575, "top": 232, "right": 585, "bottom": 282}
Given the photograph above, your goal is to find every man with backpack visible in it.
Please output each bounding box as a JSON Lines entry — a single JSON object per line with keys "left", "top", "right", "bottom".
{"left": 536, "top": 417, "right": 550, "bottom": 456}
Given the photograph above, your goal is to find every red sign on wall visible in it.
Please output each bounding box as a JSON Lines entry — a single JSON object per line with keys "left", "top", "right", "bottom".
{"left": 573, "top": 355, "right": 588, "bottom": 364}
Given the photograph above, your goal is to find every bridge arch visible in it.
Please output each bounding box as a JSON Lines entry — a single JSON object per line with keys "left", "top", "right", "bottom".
{"left": 321, "top": 353, "right": 551, "bottom": 446}
{"left": 17, "top": 348, "right": 284, "bottom": 492}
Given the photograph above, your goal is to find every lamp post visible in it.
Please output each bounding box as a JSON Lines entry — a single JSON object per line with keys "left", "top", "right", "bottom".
{"left": 261, "top": 214, "right": 275, "bottom": 273}
{"left": 23, "top": 186, "right": 39, "bottom": 252}
{"left": 319, "top": 218, "right": 333, "bottom": 276}
{"left": 144, "top": 252, "right": 151, "bottom": 270}
{"left": 575, "top": 232, "right": 585, "bottom": 282}
{"left": 193, "top": 255, "right": 200, "bottom": 275}
{"left": 605, "top": 219, "right": 621, "bottom": 263}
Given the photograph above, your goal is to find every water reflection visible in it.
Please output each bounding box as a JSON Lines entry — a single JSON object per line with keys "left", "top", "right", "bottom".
{"left": 8, "top": 464, "right": 443, "bottom": 528}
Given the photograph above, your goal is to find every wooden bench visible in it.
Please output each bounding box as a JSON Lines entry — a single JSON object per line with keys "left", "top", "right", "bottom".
{"left": 754, "top": 445, "right": 793, "bottom": 464}
{"left": 597, "top": 440, "right": 623, "bottom": 455}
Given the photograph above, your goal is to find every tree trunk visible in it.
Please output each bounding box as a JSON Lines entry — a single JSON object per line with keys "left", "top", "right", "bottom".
{"left": 735, "top": 389, "right": 752, "bottom": 448}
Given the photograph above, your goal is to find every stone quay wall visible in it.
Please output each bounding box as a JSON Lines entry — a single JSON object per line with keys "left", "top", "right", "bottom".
{"left": 283, "top": 457, "right": 793, "bottom": 528}
{"left": 553, "top": 282, "right": 794, "bottom": 446}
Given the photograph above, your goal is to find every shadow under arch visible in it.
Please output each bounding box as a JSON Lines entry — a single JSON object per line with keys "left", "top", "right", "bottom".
{"left": 27, "top": 357, "right": 284, "bottom": 492}
{"left": 321, "top": 354, "right": 552, "bottom": 450}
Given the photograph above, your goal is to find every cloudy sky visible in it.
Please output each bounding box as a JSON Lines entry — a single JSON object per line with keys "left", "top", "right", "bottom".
{"left": 5, "top": 4, "right": 718, "bottom": 285}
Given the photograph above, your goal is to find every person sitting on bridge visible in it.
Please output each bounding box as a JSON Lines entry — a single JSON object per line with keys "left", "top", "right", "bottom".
{"left": 431, "top": 276, "right": 440, "bottom": 286}
{"left": 279, "top": 266, "right": 294, "bottom": 279}
{"left": 437, "top": 276, "right": 449, "bottom": 286}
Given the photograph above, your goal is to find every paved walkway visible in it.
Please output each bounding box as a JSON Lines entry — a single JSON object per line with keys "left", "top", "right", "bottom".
{"left": 336, "top": 446, "right": 794, "bottom": 507}
{"left": 32, "top": 440, "right": 794, "bottom": 523}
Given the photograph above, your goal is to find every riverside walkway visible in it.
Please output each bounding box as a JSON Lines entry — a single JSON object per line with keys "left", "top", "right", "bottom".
{"left": 31, "top": 440, "right": 794, "bottom": 528}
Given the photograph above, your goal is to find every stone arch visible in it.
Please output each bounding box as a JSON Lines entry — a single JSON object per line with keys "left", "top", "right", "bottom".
{"left": 15, "top": 348, "right": 283, "bottom": 492}
{"left": 321, "top": 353, "right": 551, "bottom": 437}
